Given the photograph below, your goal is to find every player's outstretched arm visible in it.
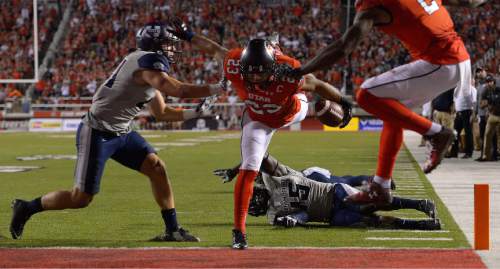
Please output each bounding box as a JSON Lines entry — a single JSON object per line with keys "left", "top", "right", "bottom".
{"left": 148, "top": 90, "right": 211, "bottom": 122}
{"left": 166, "top": 17, "right": 228, "bottom": 61}
{"left": 292, "top": 9, "right": 389, "bottom": 77}
{"left": 191, "top": 35, "right": 229, "bottom": 62}
{"left": 137, "top": 70, "right": 226, "bottom": 98}
{"left": 442, "top": 0, "right": 489, "bottom": 7}
{"left": 301, "top": 74, "right": 353, "bottom": 128}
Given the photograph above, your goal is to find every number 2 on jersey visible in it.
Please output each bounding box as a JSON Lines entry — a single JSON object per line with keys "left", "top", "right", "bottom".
{"left": 417, "top": 0, "right": 439, "bottom": 15}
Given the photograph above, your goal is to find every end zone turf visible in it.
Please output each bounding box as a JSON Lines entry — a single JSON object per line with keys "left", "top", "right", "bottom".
{"left": 0, "top": 248, "right": 486, "bottom": 268}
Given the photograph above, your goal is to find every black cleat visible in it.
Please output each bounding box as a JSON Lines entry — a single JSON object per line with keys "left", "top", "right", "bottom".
{"left": 418, "top": 199, "right": 437, "bottom": 219}
{"left": 150, "top": 227, "right": 200, "bottom": 242}
{"left": 421, "top": 218, "right": 441, "bottom": 230}
{"left": 10, "top": 199, "right": 32, "bottom": 239}
{"left": 232, "top": 229, "right": 248, "bottom": 250}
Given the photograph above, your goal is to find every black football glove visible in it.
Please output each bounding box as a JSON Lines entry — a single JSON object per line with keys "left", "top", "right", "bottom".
{"left": 274, "top": 215, "right": 298, "bottom": 228}
{"left": 213, "top": 168, "right": 238, "bottom": 183}
{"left": 338, "top": 96, "right": 353, "bottom": 129}
{"left": 166, "top": 17, "right": 194, "bottom": 42}
{"left": 274, "top": 64, "right": 302, "bottom": 81}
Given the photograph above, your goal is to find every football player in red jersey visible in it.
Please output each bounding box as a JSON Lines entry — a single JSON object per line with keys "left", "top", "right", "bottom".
{"left": 277, "top": 0, "right": 488, "bottom": 206}
{"left": 166, "top": 18, "right": 353, "bottom": 249}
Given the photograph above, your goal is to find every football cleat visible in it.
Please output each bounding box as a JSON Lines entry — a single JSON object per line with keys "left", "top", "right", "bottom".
{"left": 150, "top": 227, "right": 200, "bottom": 242}
{"left": 422, "top": 127, "right": 454, "bottom": 174}
{"left": 10, "top": 199, "right": 32, "bottom": 239}
{"left": 344, "top": 181, "right": 392, "bottom": 206}
{"left": 367, "top": 176, "right": 396, "bottom": 190}
{"left": 420, "top": 218, "right": 441, "bottom": 230}
{"left": 418, "top": 199, "right": 437, "bottom": 219}
{"left": 232, "top": 229, "right": 248, "bottom": 250}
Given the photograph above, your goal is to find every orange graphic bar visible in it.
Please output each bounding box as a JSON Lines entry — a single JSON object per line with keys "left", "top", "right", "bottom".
{"left": 474, "top": 184, "right": 489, "bottom": 250}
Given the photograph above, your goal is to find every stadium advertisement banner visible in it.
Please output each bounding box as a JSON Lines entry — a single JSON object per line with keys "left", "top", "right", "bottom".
{"left": 359, "top": 118, "right": 384, "bottom": 131}
{"left": 323, "top": 117, "right": 359, "bottom": 131}
{"left": 62, "top": 119, "right": 82, "bottom": 131}
{"left": 29, "top": 119, "right": 63, "bottom": 132}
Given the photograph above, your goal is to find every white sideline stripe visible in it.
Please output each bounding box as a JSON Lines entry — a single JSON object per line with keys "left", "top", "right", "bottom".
{"left": 365, "top": 237, "right": 453, "bottom": 241}
{"left": 0, "top": 246, "right": 466, "bottom": 250}
{"left": 368, "top": 230, "right": 450, "bottom": 233}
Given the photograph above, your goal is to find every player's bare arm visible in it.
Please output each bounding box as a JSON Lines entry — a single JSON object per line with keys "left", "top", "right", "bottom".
{"left": 135, "top": 70, "right": 223, "bottom": 98}
{"left": 300, "top": 74, "right": 353, "bottom": 128}
{"left": 300, "top": 74, "right": 343, "bottom": 103}
{"left": 191, "top": 35, "right": 229, "bottom": 62}
{"left": 291, "top": 8, "right": 390, "bottom": 77}
{"left": 443, "top": 0, "right": 489, "bottom": 7}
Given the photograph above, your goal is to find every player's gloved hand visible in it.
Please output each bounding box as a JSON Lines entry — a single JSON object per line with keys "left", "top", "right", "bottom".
{"left": 166, "top": 17, "right": 194, "bottom": 42}
{"left": 195, "top": 95, "right": 217, "bottom": 116}
{"left": 274, "top": 64, "right": 302, "bottom": 81}
{"left": 274, "top": 215, "right": 298, "bottom": 228}
{"left": 209, "top": 76, "right": 231, "bottom": 95}
{"left": 338, "top": 96, "right": 353, "bottom": 129}
{"left": 213, "top": 168, "right": 237, "bottom": 183}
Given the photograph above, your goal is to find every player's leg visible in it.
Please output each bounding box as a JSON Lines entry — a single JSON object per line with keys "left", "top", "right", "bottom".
{"left": 378, "top": 216, "right": 441, "bottom": 230}
{"left": 111, "top": 131, "right": 199, "bottom": 242}
{"left": 345, "top": 121, "right": 402, "bottom": 204}
{"left": 380, "top": 197, "right": 437, "bottom": 219}
{"left": 10, "top": 123, "right": 112, "bottom": 239}
{"left": 233, "top": 113, "right": 275, "bottom": 249}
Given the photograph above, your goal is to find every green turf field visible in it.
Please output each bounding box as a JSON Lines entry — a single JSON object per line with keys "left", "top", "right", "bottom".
{"left": 0, "top": 131, "right": 469, "bottom": 248}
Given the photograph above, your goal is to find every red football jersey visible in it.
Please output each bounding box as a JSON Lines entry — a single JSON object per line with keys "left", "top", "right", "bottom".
{"left": 356, "top": 0, "right": 469, "bottom": 65}
{"left": 223, "top": 48, "right": 304, "bottom": 128}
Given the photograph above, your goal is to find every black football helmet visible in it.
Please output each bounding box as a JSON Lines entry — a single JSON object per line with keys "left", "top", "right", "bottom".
{"left": 248, "top": 184, "right": 270, "bottom": 217}
{"left": 136, "top": 22, "right": 182, "bottom": 63}
{"left": 240, "top": 38, "right": 276, "bottom": 90}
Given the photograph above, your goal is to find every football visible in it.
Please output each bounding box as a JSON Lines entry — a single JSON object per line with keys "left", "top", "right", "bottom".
{"left": 315, "top": 99, "right": 344, "bottom": 127}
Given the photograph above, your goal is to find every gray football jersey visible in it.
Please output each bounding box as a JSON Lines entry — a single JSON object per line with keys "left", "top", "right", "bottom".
{"left": 262, "top": 168, "right": 335, "bottom": 224}
{"left": 83, "top": 50, "right": 170, "bottom": 134}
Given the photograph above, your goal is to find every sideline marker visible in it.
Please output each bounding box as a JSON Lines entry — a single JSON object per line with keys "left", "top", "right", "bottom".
{"left": 474, "top": 184, "right": 489, "bottom": 250}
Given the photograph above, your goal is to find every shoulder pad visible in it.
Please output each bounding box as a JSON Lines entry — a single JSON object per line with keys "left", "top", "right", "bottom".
{"left": 138, "top": 52, "right": 170, "bottom": 73}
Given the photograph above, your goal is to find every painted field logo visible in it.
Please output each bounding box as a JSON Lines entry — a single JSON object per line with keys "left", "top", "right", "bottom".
{"left": 0, "top": 166, "right": 42, "bottom": 173}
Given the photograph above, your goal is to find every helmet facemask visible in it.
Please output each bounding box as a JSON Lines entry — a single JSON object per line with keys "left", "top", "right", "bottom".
{"left": 248, "top": 184, "right": 270, "bottom": 217}
{"left": 161, "top": 33, "right": 182, "bottom": 64}
{"left": 240, "top": 39, "right": 276, "bottom": 91}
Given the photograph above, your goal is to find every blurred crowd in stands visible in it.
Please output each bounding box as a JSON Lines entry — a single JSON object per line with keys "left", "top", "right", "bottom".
{"left": 0, "top": 0, "right": 63, "bottom": 101}
{"left": 0, "top": 0, "right": 498, "bottom": 130}
{"left": 0, "top": 0, "right": 35, "bottom": 80}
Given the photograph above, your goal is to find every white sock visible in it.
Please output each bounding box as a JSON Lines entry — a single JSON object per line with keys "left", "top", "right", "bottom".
{"left": 425, "top": 122, "right": 442, "bottom": 136}
{"left": 373, "top": 175, "right": 391, "bottom": 189}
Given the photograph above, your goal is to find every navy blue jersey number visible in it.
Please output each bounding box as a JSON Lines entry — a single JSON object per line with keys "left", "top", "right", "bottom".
{"left": 104, "top": 59, "right": 127, "bottom": 88}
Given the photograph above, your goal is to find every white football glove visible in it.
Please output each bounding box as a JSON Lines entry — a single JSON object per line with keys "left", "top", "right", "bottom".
{"left": 274, "top": 215, "right": 298, "bottom": 228}
{"left": 195, "top": 95, "right": 218, "bottom": 116}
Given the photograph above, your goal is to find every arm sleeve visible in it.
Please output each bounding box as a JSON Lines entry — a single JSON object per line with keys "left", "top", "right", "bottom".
{"left": 137, "top": 53, "right": 170, "bottom": 73}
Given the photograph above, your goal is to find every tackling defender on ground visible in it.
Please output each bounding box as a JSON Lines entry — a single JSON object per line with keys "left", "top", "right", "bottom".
{"left": 215, "top": 154, "right": 440, "bottom": 230}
